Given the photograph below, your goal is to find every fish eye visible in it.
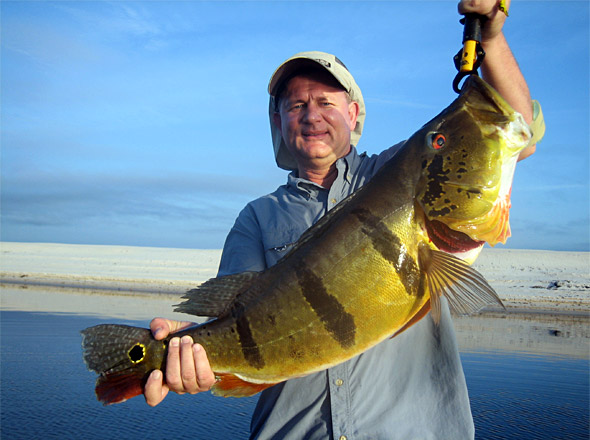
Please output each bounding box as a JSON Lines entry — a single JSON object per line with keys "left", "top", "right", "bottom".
{"left": 428, "top": 133, "right": 446, "bottom": 150}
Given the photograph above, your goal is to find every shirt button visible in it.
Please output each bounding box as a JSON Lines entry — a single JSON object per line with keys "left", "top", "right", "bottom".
{"left": 335, "top": 379, "right": 344, "bottom": 386}
{"left": 331, "top": 198, "right": 337, "bottom": 204}
{"left": 339, "top": 436, "right": 347, "bottom": 440}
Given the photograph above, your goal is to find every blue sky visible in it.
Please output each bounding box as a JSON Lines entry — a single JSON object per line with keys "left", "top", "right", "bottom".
{"left": 1, "top": 1, "right": 588, "bottom": 251}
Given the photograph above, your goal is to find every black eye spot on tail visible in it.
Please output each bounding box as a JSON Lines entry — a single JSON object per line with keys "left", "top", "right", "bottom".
{"left": 128, "top": 343, "right": 146, "bottom": 364}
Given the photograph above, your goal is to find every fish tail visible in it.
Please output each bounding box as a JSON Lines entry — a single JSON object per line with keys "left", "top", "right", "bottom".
{"left": 95, "top": 371, "right": 146, "bottom": 405}
{"left": 81, "top": 324, "right": 165, "bottom": 405}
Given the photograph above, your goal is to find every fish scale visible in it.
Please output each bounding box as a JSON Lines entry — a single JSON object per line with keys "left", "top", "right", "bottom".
{"left": 81, "top": 76, "right": 531, "bottom": 404}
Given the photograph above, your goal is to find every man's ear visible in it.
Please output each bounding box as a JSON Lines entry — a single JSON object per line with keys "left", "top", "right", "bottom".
{"left": 348, "top": 101, "right": 360, "bottom": 130}
{"left": 272, "top": 112, "right": 282, "bottom": 133}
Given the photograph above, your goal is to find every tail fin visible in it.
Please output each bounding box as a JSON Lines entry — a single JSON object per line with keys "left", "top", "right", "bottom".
{"left": 95, "top": 371, "right": 146, "bottom": 405}
{"left": 81, "top": 324, "right": 164, "bottom": 405}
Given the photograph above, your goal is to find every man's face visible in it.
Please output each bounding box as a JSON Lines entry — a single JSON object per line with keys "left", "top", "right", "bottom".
{"left": 273, "top": 73, "right": 359, "bottom": 171}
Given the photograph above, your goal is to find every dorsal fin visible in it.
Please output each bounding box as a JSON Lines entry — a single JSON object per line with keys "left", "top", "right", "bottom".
{"left": 419, "top": 246, "right": 504, "bottom": 324}
{"left": 279, "top": 187, "right": 366, "bottom": 261}
{"left": 174, "top": 272, "right": 260, "bottom": 318}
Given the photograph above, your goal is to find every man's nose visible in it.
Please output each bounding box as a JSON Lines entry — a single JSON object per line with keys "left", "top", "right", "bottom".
{"left": 302, "top": 103, "right": 322, "bottom": 123}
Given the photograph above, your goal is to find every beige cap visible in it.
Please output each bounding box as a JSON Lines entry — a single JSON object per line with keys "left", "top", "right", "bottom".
{"left": 268, "top": 51, "right": 366, "bottom": 171}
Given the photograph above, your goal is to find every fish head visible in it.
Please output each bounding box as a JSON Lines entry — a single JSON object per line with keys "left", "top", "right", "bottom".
{"left": 412, "top": 76, "right": 531, "bottom": 263}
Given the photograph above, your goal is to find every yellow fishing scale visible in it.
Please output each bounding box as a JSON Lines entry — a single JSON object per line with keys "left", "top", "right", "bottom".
{"left": 453, "top": 13, "right": 486, "bottom": 93}
{"left": 453, "top": 2, "right": 509, "bottom": 93}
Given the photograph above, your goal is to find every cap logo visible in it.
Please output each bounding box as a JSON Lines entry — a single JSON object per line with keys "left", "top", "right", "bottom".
{"left": 314, "top": 59, "right": 331, "bottom": 69}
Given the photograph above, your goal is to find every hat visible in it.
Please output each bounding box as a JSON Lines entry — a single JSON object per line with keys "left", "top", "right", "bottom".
{"left": 268, "top": 51, "right": 366, "bottom": 171}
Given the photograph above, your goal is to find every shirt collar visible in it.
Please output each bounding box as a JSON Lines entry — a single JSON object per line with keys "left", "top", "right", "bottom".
{"left": 286, "top": 147, "right": 359, "bottom": 197}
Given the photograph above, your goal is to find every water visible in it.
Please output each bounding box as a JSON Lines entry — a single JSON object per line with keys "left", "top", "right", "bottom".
{"left": 1, "top": 310, "right": 588, "bottom": 439}
{"left": 462, "top": 351, "right": 588, "bottom": 439}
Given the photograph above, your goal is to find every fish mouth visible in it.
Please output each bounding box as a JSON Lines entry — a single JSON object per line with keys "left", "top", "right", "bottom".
{"left": 424, "top": 216, "right": 484, "bottom": 254}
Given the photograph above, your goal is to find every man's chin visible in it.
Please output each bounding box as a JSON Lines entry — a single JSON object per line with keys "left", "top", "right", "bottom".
{"left": 292, "top": 142, "right": 350, "bottom": 163}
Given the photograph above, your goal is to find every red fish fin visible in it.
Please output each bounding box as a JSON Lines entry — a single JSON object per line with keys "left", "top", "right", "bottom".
{"left": 211, "top": 373, "right": 278, "bottom": 398}
{"left": 392, "top": 300, "right": 431, "bottom": 338}
{"left": 95, "top": 372, "right": 145, "bottom": 405}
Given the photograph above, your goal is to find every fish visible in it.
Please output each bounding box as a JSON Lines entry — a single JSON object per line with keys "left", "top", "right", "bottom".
{"left": 81, "top": 75, "right": 531, "bottom": 405}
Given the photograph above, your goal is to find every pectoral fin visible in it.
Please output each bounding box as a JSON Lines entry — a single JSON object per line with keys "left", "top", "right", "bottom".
{"left": 419, "top": 246, "right": 504, "bottom": 324}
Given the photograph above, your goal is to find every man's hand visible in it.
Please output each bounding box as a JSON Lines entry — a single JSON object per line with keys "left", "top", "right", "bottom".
{"left": 144, "top": 318, "right": 216, "bottom": 407}
{"left": 458, "top": 0, "right": 510, "bottom": 42}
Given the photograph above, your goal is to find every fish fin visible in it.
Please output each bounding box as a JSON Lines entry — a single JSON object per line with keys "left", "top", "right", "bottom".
{"left": 81, "top": 324, "right": 161, "bottom": 405}
{"left": 419, "top": 246, "right": 504, "bottom": 324}
{"left": 392, "top": 300, "right": 432, "bottom": 337}
{"left": 281, "top": 188, "right": 363, "bottom": 260}
{"left": 95, "top": 372, "right": 146, "bottom": 405}
{"left": 81, "top": 324, "right": 156, "bottom": 373}
{"left": 175, "top": 272, "right": 261, "bottom": 317}
{"left": 211, "top": 373, "right": 278, "bottom": 398}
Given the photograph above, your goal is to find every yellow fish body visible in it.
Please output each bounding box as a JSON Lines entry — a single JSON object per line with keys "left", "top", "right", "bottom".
{"left": 81, "top": 76, "right": 531, "bottom": 404}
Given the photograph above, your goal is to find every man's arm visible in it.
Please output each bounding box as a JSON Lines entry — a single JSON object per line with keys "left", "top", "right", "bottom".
{"left": 458, "top": 0, "right": 536, "bottom": 160}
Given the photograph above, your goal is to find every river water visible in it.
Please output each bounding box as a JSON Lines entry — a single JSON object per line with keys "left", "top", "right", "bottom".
{"left": 1, "top": 309, "right": 588, "bottom": 439}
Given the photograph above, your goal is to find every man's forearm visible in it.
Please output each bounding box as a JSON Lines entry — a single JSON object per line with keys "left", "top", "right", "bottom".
{"left": 481, "top": 32, "right": 532, "bottom": 123}
{"left": 481, "top": 32, "right": 536, "bottom": 159}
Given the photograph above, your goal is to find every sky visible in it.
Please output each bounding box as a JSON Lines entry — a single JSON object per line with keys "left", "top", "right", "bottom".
{"left": 1, "top": 0, "right": 588, "bottom": 252}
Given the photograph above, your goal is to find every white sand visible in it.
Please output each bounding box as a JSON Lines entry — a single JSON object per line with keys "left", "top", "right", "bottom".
{"left": 1, "top": 242, "right": 588, "bottom": 357}
{"left": 1, "top": 242, "right": 588, "bottom": 313}
{"left": 471, "top": 249, "right": 589, "bottom": 312}
{"left": 0, "top": 242, "right": 222, "bottom": 321}
{"left": 0, "top": 242, "right": 221, "bottom": 292}
{"left": 1, "top": 242, "right": 589, "bottom": 315}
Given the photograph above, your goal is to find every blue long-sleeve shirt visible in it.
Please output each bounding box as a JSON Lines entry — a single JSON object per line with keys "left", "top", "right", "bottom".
{"left": 218, "top": 146, "right": 475, "bottom": 440}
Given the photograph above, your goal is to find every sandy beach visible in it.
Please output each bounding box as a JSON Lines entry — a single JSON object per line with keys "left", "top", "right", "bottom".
{"left": 1, "top": 242, "right": 589, "bottom": 356}
{"left": 1, "top": 242, "right": 223, "bottom": 321}
{"left": 2, "top": 241, "right": 588, "bottom": 312}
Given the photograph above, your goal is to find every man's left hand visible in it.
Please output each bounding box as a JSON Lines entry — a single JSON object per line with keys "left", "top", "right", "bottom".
{"left": 458, "top": 0, "right": 510, "bottom": 43}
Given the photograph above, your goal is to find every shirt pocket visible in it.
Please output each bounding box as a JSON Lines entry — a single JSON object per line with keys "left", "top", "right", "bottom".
{"left": 262, "top": 228, "right": 306, "bottom": 268}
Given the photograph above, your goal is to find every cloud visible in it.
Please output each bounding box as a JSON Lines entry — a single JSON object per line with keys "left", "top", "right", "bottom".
{"left": 0, "top": 170, "right": 280, "bottom": 248}
{"left": 57, "top": 2, "right": 163, "bottom": 39}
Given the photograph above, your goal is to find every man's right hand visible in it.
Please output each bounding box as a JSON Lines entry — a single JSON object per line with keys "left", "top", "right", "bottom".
{"left": 144, "top": 318, "right": 217, "bottom": 407}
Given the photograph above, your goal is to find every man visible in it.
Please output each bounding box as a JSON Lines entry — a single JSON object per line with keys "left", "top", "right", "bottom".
{"left": 144, "top": 1, "right": 543, "bottom": 438}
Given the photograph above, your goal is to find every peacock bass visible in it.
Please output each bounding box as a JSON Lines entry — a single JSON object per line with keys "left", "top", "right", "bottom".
{"left": 81, "top": 76, "right": 531, "bottom": 405}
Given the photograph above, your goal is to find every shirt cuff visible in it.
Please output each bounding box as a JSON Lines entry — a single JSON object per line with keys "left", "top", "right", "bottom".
{"left": 528, "top": 100, "right": 545, "bottom": 147}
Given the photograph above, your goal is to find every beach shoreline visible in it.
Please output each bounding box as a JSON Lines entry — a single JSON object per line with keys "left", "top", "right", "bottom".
{"left": 1, "top": 242, "right": 589, "bottom": 315}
